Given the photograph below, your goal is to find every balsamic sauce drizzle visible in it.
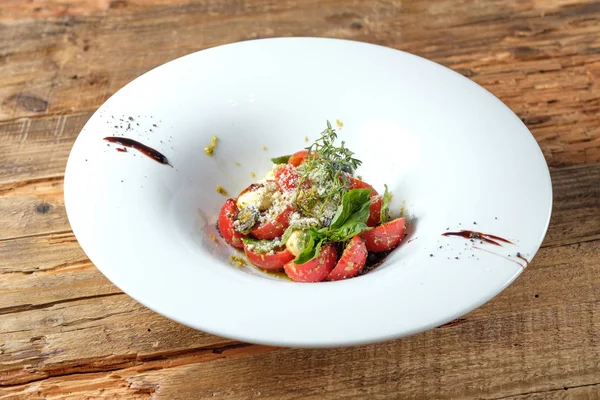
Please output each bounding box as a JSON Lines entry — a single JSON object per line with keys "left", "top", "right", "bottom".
{"left": 104, "top": 137, "right": 171, "bottom": 166}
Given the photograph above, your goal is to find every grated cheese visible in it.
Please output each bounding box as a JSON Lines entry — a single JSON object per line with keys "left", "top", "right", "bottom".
{"left": 244, "top": 160, "right": 340, "bottom": 229}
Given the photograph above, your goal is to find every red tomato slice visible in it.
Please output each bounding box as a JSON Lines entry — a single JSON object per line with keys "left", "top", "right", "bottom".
{"left": 284, "top": 244, "right": 338, "bottom": 282}
{"left": 244, "top": 246, "right": 295, "bottom": 271}
{"left": 287, "top": 150, "right": 310, "bottom": 167}
{"left": 217, "top": 198, "right": 246, "bottom": 249}
{"left": 367, "top": 195, "right": 382, "bottom": 227}
{"left": 251, "top": 205, "right": 293, "bottom": 240}
{"left": 327, "top": 236, "right": 368, "bottom": 281}
{"left": 361, "top": 217, "right": 406, "bottom": 252}
{"left": 343, "top": 174, "right": 378, "bottom": 196}
{"left": 274, "top": 164, "right": 304, "bottom": 191}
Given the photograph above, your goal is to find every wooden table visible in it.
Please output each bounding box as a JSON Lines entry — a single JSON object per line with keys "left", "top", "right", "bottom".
{"left": 1, "top": 1, "right": 599, "bottom": 398}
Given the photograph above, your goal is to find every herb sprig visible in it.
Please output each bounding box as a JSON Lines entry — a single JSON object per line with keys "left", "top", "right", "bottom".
{"left": 295, "top": 121, "right": 362, "bottom": 217}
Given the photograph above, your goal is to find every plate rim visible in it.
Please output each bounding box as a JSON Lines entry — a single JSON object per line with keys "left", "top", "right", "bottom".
{"left": 64, "top": 37, "right": 553, "bottom": 347}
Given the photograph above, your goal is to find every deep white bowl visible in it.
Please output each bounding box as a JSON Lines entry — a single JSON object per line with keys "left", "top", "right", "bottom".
{"left": 64, "top": 38, "right": 552, "bottom": 347}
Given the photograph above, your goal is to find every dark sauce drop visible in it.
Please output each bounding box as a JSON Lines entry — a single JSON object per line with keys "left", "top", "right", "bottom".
{"left": 442, "top": 230, "right": 513, "bottom": 246}
{"left": 104, "top": 137, "right": 171, "bottom": 166}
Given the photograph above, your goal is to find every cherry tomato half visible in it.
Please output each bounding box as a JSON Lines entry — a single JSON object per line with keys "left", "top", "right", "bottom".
{"left": 367, "top": 195, "right": 382, "bottom": 227}
{"left": 343, "top": 174, "right": 378, "bottom": 196}
{"left": 284, "top": 244, "right": 338, "bottom": 282}
{"left": 251, "top": 205, "right": 293, "bottom": 240}
{"left": 287, "top": 150, "right": 310, "bottom": 167}
{"left": 361, "top": 217, "right": 406, "bottom": 252}
{"left": 275, "top": 164, "right": 305, "bottom": 191}
{"left": 217, "top": 198, "right": 246, "bottom": 249}
{"left": 244, "top": 246, "right": 295, "bottom": 271}
{"left": 327, "top": 235, "right": 368, "bottom": 281}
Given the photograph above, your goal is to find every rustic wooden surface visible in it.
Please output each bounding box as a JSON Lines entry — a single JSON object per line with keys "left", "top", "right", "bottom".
{"left": 1, "top": 0, "right": 599, "bottom": 398}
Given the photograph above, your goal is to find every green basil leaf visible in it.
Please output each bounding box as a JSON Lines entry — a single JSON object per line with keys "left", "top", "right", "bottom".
{"left": 380, "top": 184, "right": 390, "bottom": 224}
{"left": 329, "top": 189, "right": 372, "bottom": 231}
{"left": 271, "top": 154, "right": 291, "bottom": 164}
{"left": 328, "top": 222, "right": 370, "bottom": 243}
{"left": 294, "top": 237, "right": 316, "bottom": 264}
{"left": 293, "top": 227, "right": 326, "bottom": 264}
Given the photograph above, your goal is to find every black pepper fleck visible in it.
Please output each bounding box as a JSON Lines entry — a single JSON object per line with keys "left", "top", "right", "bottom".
{"left": 535, "top": 294, "right": 539, "bottom": 298}
{"left": 429, "top": 254, "right": 433, "bottom": 257}
{"left": 128, "top": 116, "right": 134, "bottom": 121}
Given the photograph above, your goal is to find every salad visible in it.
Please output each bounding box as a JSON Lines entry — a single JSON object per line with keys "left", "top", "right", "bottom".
{"left": 217, "top": 122, "right": 406, "bottom": 282}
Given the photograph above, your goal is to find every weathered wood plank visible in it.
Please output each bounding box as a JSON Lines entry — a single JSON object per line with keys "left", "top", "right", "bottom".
{"left": 0, "top": 177, "right": 70, "bottom": 240}
{"left": 1, "top": 0, "right": 599, "bottom": 168}
{"left": 0, "top": 113, "right": 91, "bottom": 184}
{"left": 544, "top": 164, "right": 600, "bottom": 247}
{"left": 1, "top": 237, "right": 598, "bottom": 393}
{"left": 0, "top": 0, "right": 193, "bottom": 21}
{"left": 0, "top": 294, "right": 248, "bottom": 387}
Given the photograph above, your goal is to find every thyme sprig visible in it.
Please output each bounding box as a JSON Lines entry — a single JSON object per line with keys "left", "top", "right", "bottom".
{"left": 295, "top": 121, "right": 362, "bottom": 218}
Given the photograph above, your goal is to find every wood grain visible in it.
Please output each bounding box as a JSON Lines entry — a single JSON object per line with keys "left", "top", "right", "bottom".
{"left": 543, "top": 163, "right": 600, "bottom": 246}
{"left": 0, "top": 113, "right": 92, "bottom": 184}
{"left": 0, "top": 177, "right": 69, "bottom": 240}
{"left": 2, "top": 0, "right": 600, "bottom": 398}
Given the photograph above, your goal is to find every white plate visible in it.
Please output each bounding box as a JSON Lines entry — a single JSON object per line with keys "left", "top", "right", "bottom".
{"left": 64, "top": 38, "right": 552, "bottom": 347}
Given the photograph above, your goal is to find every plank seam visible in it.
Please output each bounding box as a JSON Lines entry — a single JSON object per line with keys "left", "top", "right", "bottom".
{"left": 0, "top": 292, "right": 123, "bottom": 316}
{"left": 486, "top": 381, "right": 600, "bottom": 400}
